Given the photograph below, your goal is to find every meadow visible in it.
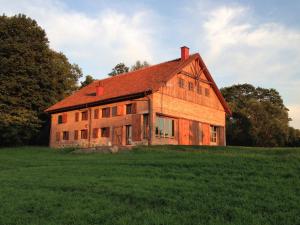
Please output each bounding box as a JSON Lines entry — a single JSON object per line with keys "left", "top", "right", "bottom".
{"left": 0, "top": 145, "right": 299, "bottom": 225}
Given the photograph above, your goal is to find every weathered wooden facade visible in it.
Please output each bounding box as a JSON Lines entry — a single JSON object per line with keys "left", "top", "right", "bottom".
{"left": 45, "top": 47, "right": 231, "bottom": 148}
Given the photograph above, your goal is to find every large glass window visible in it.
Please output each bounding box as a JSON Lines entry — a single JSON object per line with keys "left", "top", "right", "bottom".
{"left": 155, "top": 116, "right": 175, "bottom": 138}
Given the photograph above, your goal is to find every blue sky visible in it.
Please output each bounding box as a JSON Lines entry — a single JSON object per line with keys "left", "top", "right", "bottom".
{"left": 1, "top": 0, "right": 300, "bottom": 128}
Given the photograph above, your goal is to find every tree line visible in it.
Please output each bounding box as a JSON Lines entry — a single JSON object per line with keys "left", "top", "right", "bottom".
{"left": 0, "top": 14, "right": 299, "bottom": 147}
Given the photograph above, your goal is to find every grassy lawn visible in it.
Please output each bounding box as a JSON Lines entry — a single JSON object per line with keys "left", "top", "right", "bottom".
{"left": 0, "top": 146, "right": 299, "bottom": 225}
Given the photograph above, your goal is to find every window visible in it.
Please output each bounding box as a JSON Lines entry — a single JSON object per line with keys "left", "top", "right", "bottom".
{"left": 102, "top": 107, "right": 110, "bottom": 118}
{"left": 155, "top": 116, "right": 175, "bottom": 137}
{"left": 92, "top": 128, "right": 99, "bottom": 138}
{"left": 126, "top": 104, "right": 132, "bottom": 114}
{"left": 126, "top": 104, "right": 134, "bottom": 114}
{"left": 94, "top": 109, "right": 99, "bottom": 119}
{"left": 82, "top": 111, "right": 88, "bottom": 120}
{"left": 75, "top": 112, "right": 79, "bottom": 122}
{"left": 188, "top": 82, "right": 194, "bottom": 91}
{"left": 205, "top": 88, "right": 210, "bottom": 97}
{"left": 63, "top": 131, "right": 69, "bottom": 140}
{"left": 197, "top": 85, "right": 202, "bottom": 95}
{"left": 178, "top": 78, "right": 185, "bottom": 88}
{"left": 58, "top": 115, "right": 63, "bottom": 124}
{"left": 101, "top": 127, "right": 110, "bottom": 137}
{"left": 55, "top": 132, "right": 60, "bottom": 142}
{"left": 126, "top": 125, "right": 132, "bottom": 145}
{"left": 74, "top": 130, "right": 78, "bottom": 140}
{"left": 112, "top": 106, "right": 117, "bottom": 117}
{"left": 81, "top": 129, "right": 88, "bottom": 139}
{"left": 143, "top": 114, "right": 149, "bottom": 139}
{"left": 210, "top": 126, "right": 217, "bottom": 143}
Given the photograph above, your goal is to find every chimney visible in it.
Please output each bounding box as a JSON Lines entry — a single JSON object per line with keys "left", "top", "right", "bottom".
{"left": 96, "top": 85, "right": 104, "bottom": 96}
{"left": 181, "top": 46, "right": 189, "bottom": 60}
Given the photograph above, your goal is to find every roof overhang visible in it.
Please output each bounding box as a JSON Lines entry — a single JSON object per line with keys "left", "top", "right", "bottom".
{"left": 45, "top": 90, "right": 151, "bottom": 114}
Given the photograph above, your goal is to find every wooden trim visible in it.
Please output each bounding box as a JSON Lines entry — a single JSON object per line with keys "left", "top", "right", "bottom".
{"left": 179, "top": 70, "right": 212, "bottom": 85}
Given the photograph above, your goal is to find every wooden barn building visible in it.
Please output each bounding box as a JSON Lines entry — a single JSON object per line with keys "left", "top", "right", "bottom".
{"left": 45, "top": 47, "right": 231, "bottom": 148}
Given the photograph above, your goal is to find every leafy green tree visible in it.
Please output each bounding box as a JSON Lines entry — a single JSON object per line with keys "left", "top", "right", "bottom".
{"left": 0, "top": 14, "right": 82, "bottom": 146}
{"left": 221, "top": 84, "right": 290, "bottom": 147}
{"left": 108, "top": 63, "right": 129, "bottom": 76}
{"left": 286, "top": 127, "right": 300, "bottom": 146}
{"left": 130, "top": 60, "right": 150, "bottom": 71}
{"left": 80, "top": 75, "right": 94, "bottom": 88}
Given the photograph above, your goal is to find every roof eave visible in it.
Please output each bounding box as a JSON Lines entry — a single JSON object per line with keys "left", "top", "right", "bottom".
{"left": 45, "top": 90, "right": 152, "bottom": 114}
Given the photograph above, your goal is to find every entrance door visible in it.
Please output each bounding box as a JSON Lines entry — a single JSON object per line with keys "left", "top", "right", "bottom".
{"left": 112, "top": 126, "right": 123, "bottom": 146}
{"left": 179, "top": 119, "right": 189, "bottom": 145}
{"left": 126, "top": 125, "right": 132, "bottom": 145}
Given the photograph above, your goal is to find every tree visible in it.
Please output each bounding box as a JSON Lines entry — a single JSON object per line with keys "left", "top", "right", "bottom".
{"left": 80, "top": 75, "right": 94, "bottom": 88}
{"left": 286, "top": 127, "right": 300, "bottom": 147}
{"left": 221, "top": 84, "right": 290, "bottom": 147}
{"left": 0, "top": 14, "right": 82, "bottom": 146}
{"left": 130, "top": 60, "right": 150, "bottom": 71}
{"left": 108, "top": 63, "right": 129, "bottom": 76}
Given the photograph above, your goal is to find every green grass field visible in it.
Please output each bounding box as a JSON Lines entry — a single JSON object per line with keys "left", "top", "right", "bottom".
{"left": 0, "top": 146, "right": 299, "bottom": 225}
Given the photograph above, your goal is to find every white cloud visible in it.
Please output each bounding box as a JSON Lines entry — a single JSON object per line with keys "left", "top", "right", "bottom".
{"left": 201, "top": 6, "right": 300, "bottom": 82}
{"left": 190, "top": 5, "right": 300, "bottom": 128}
{"left": 1, "top": 0, "right": 159, "bottom": 76}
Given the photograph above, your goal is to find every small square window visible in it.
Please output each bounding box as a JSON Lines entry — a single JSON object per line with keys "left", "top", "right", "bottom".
{"left": 63, "top": 131, "right": 69, "bottom": 140}
{"left": 102, "top": 107, "right": 110, "bottom": 118}
{"left": 101, "top": 127, "right": 110, "bottom": 137}
{"left": 178, "top": 78, "right": 185, "bottom": 88}
{"left": 58, "top": 115, "right": 63, "bottom": 124}
{"left": 81, "top": 129, "right": 88, "bottom": 139}
{"left": 188, "top": 82, "right": 194, "bottom": 91}
{"left": 126, "top": 104, "right": 135, "bottom": 114}
{"left": 82, "top": 111, "right": 88, "bottom": 120}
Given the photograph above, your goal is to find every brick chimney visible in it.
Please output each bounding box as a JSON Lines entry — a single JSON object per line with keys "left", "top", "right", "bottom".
{"left": 181, "top": 46, "right": 189, "bottom": 60}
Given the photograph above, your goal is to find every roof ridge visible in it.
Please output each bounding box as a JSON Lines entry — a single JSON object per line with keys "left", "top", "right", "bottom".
{"left": 92, "top": 54, "right": 197, "bottom": 84}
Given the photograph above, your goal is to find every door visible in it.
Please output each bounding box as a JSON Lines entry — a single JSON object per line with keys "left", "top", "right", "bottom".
{"left": 113, "top": 126, "right": 123, "bottom": 146}
{"left": 126, "top": 125, "right": 132, "bottom": 145}
{"left": 179, "top": 119, "right": 189, "bottom": 145}
{"left": 189, "top": 121, "right": 200, "bottom": 145}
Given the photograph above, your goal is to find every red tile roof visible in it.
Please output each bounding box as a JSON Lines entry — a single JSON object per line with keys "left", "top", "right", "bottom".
{"left": 45, "top": 53, "right": 231, "bottom": 114}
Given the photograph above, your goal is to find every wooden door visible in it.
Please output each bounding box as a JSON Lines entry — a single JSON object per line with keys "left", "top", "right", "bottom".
{"left": 112, "top": 126, "right": 123, "bottom": 146}
{"left": 202, "top": 123, "right": 210, "bottom": 145}
{"left": 218, "top": 126, "right": 225, "bottom": 146}
{"left": 189, "top": 121, "right": 200, "bottom": 145}
{"left": 179, "top": 119, "right": 190, "bottom": 145}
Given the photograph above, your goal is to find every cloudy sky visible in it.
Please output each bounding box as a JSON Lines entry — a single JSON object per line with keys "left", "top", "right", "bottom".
{"left": 1, "top": 0, "right": 300, "bottom": 128}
